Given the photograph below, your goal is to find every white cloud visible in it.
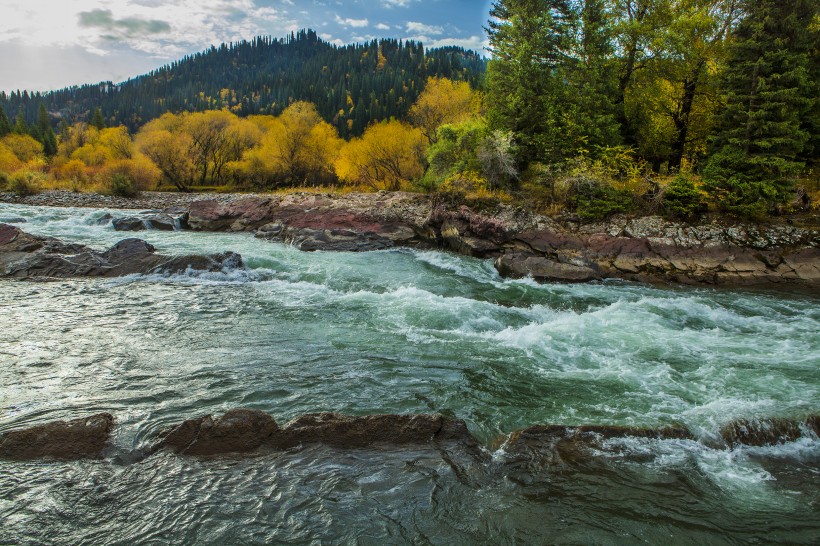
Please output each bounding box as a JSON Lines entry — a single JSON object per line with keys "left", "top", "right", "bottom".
{"left": 405, "top": 21, "right": 443, "bottom": 35}
{"left": 383, "top": 0, "right": 418, "bottom": 7}
{"left": 374, "top": 23, "right": 391, "bottom": 31}
{"left": 428, "top": 35, "right": 488, "bottom": 53}
{"left": 335, "top": 15, "right": 369, "bottom": 28}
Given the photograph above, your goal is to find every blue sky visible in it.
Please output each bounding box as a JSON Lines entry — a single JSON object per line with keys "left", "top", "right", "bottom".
{"left": 0, "top": 0, "right": 494, "bottom": 93}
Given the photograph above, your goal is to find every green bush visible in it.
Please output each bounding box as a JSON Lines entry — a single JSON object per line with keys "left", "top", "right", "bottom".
{"left": 108, "top": 173, "right": 139, "bottom": 197}
{"left": 9, "top": 171, "right": 43, "bottom": 196}
{"left": 662, "top": 174, "right": 706, "bottom": 220}
{"left": 702, "top": 148, "right": 798, "bottom": 218}
{"left": 0, "top": 171, "right": 8, "bottom": 191}
{"left": 562, "top": 175, "right": 634, "bottom": 220}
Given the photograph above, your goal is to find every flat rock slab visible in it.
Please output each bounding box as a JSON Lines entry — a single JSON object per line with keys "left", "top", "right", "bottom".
{"left": 0, "top": 224, "right": 243, "bottom": 279}
{"left": 155, "top": 410, "right": 479, "bottom": 456}
{"left": 0, "top": 413, "right": 114, "bottom": 460}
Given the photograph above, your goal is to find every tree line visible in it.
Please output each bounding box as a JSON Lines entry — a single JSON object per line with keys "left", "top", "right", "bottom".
{"left": 485, "top": 0, "right": 818, "bottom": 216}
{"left": 0, "top": 30, "right": 485, "bottom": 139}
{"left": 1, "top": 78, "right": 495, "bottom": 196}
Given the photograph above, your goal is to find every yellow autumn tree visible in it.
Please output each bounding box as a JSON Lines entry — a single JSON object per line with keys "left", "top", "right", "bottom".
{"left": 51, "top": 123, "right": 160, "bottom": 191}
{"left": 136, "top": 111, "right": 260, "bottom": 189}
{"left": 237, "top": 101, "right": 342, "bottom": 188}
{"left": 1, "top": 134, "right": 43, "bottom": 163}
{"left": 409, "top": 77, "right": 482, "bottom": 144}
{"left": 0, "top": 142, "right": 23, "bottom": 174}
{"left": 136, "top": 128, "right": 196, "bottom": 191}
{"left": 336, "top": 120, "right": 426, "bottom": 190}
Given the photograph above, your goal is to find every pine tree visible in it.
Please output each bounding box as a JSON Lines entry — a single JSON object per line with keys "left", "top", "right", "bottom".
{"left": 91, "top": 108, "right": 106, "bottom": 130}
{"left": 566, "top": 0, "right": 622, "bottom": 154}
{"left": 485, "top": 0, "right": 576, "bottom": 165}
{"left": 703, "top": 0, "right": 817, "bottom": 216}
{"left": 37, "top": 103, "right": 57, "bottom": 156}
{"left": 13, "top": 111, "right": 28, "bottom": 134}
{"left": 0, "top": 108, "right": 10, "bottom": 136}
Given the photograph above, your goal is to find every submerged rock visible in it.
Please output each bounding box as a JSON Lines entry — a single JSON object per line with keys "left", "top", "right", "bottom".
{"left": 0, "top": 224, "right": 243, "bottom": 279}
{"left": 721, "top": 415, "right": 820, "bottom": 447}
{"left": 113, "top": 213, "right": 183, "bottom": 232}
{"left": 499, "top": 424, "right": 693, "bottom": 482}
{"left": 270, "top": 412, "right": 474, "bottom": 449}
{"left": 495, "top": 252, "right": 600, "bottom": 282}
{"left": 257, "top": 225, "right": 396, "bottom": 252}
{"left": 153, "top": 410, "right": 481, "bottom": 456}
{"left": 157, "top": 409, "right": 279, "bottom": 456}
{"left": 112, "top": 216, "right": 147, "bottom": 231}
{"left": 0, "top": 413, "right": 114, "bottom": 460}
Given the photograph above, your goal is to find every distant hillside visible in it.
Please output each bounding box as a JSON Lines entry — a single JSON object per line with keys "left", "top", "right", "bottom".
{"left": 0, "top": 29, "right": 486, "bottom": 138}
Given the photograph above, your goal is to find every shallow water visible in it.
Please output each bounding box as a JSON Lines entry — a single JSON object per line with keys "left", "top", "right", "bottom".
{"left": 1, "top": 203, "right": 818, "bottom": 544}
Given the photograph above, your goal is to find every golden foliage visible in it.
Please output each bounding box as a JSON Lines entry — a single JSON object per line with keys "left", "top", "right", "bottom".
{"left": 235, "top": 101, "right": 342, "bottom": 188}
{"left": 1, "top": 134, "right": 43, "bottom": 163}
{"left": 336, "top": 120, "right": 426, "bottom": 191}
{"left": 409, "top": 77, "right": 482, "bottom": 144}
{"left": 0, "top": 142, "right": 23, "bottom": 174}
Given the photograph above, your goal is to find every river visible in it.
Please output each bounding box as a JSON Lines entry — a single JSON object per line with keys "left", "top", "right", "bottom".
{"left": 1, "top": 203, "right": 818, "bottom": 544}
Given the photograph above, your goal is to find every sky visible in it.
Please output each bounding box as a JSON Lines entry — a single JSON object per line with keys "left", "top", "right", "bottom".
{"left": 0, "top": 0, "right": 494, "bottom": 93}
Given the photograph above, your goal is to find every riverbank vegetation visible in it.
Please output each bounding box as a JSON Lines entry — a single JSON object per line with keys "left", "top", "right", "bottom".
{"left": 0, "top": 1, "right": 817, "bottom": 221}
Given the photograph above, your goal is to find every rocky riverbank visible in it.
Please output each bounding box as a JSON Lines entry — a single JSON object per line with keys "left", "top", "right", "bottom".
{"left": 183, "top": 192, "right": 820, "bottom": 287}
{"left": 3, "top": 190, "right": 818, "bottom": 287}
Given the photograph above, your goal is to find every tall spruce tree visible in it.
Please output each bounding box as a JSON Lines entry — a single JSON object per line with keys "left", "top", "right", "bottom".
{"left": 485, "top": 0, "right": 576, "bottom": 165}
{"left": 0, "top": 108, "right": 10, "bottom": 136}
{"left": 90, "top": 108, "right": 106, "bottom": 130}
{"left": 703, "top": 0, "right": 817, "bottom": 216}
{"left": 37, "top": 103, "right": 57, "bottom": 156}
{"left": 13, "top": 111, "right": 28, "bottom": 134}
{"left": 566, "top": 0, "right": 622, "bottom": 154}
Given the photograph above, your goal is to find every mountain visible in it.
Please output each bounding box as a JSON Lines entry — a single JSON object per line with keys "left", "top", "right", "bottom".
{"left": 0, "top": 29, "right": 486, "bottom": 138}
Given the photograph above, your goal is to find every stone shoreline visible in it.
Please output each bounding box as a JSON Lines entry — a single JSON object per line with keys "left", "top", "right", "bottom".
{"left": 2, "top": 190, "right": 819, "bottom": 287}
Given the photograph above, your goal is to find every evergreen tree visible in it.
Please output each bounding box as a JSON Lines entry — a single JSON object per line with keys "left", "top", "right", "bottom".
{"left": 13, "top": 111, "right": 28, "bottom": 134}
{"left": 37, "top": 103, "right": 57, "bottom": 156}
{"left": 566, "top": 0, "right": 622, "bottom": 154}
{"left": 91, "top": 108, "right": 106, "bottom": 130}
{"left": 703, "top": 0, "right": 816, "bottom": 216}
{"left": 485, "top": 0, "right": 576, "bottom": 165}
{"left": 0, "top": 108, "right": 10, "bottom": 136}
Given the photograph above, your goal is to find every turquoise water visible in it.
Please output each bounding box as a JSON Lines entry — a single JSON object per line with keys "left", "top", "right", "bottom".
{"left": 1, "top": 203, "right": 818, "bottom": 544}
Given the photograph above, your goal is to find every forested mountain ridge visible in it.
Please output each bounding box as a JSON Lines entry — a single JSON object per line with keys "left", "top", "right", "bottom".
{"left": 0, "top": 29, "right": 485, "bottom": 138}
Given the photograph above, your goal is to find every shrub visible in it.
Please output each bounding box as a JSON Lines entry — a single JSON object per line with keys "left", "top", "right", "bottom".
{"left": 107, "top": 173, "right": 139, "bottom": 197}
{"left": 9, "top": 170, "right": 44, "bottom": 196}
{"left": 662, "top": 174, "right": 706, "bottom": 220}
{"left": 702, "top": 148, "right": 797, "bottom": 218}
{"left": 0, "top": 171, "right": 8, "bottom": 190}
{"left": 561, "top": 174, "right": 634, "bottom": 221}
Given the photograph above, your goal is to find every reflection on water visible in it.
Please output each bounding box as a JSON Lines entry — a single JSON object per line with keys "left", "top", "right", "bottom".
{"left": 1, "top": 203, "right": 818, "bottom": 544}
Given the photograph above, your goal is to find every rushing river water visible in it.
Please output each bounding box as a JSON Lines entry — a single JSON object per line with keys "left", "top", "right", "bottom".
{"left": 1, "top": 203, "right": 818, "bottom": 544}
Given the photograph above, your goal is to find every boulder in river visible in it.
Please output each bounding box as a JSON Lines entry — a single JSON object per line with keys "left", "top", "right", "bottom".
{"left": 499, "top": 424, "right": 693, "bottom": 483}
{"left": 112, "top": 216, "right": 147, "bottom": 231}
{"left": 721, "top": 415, "right": 820, "bottom": 447}
{"left": 0, "top": 413, "right": 114, "bottom": 460}
{"left": 154, "top": 410, "right": 482, "bottom": 457}
{"left": 0, "top": 224, "right": 243, "bottom": 279}
{"left": 157, "top": 409, "right": 279, "bottom": 456}
{"left": 270, "top": 412, "right": 475, "bottom": 449}
{"left": 495, "top": 252, "right": 601, "bottom": 283}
